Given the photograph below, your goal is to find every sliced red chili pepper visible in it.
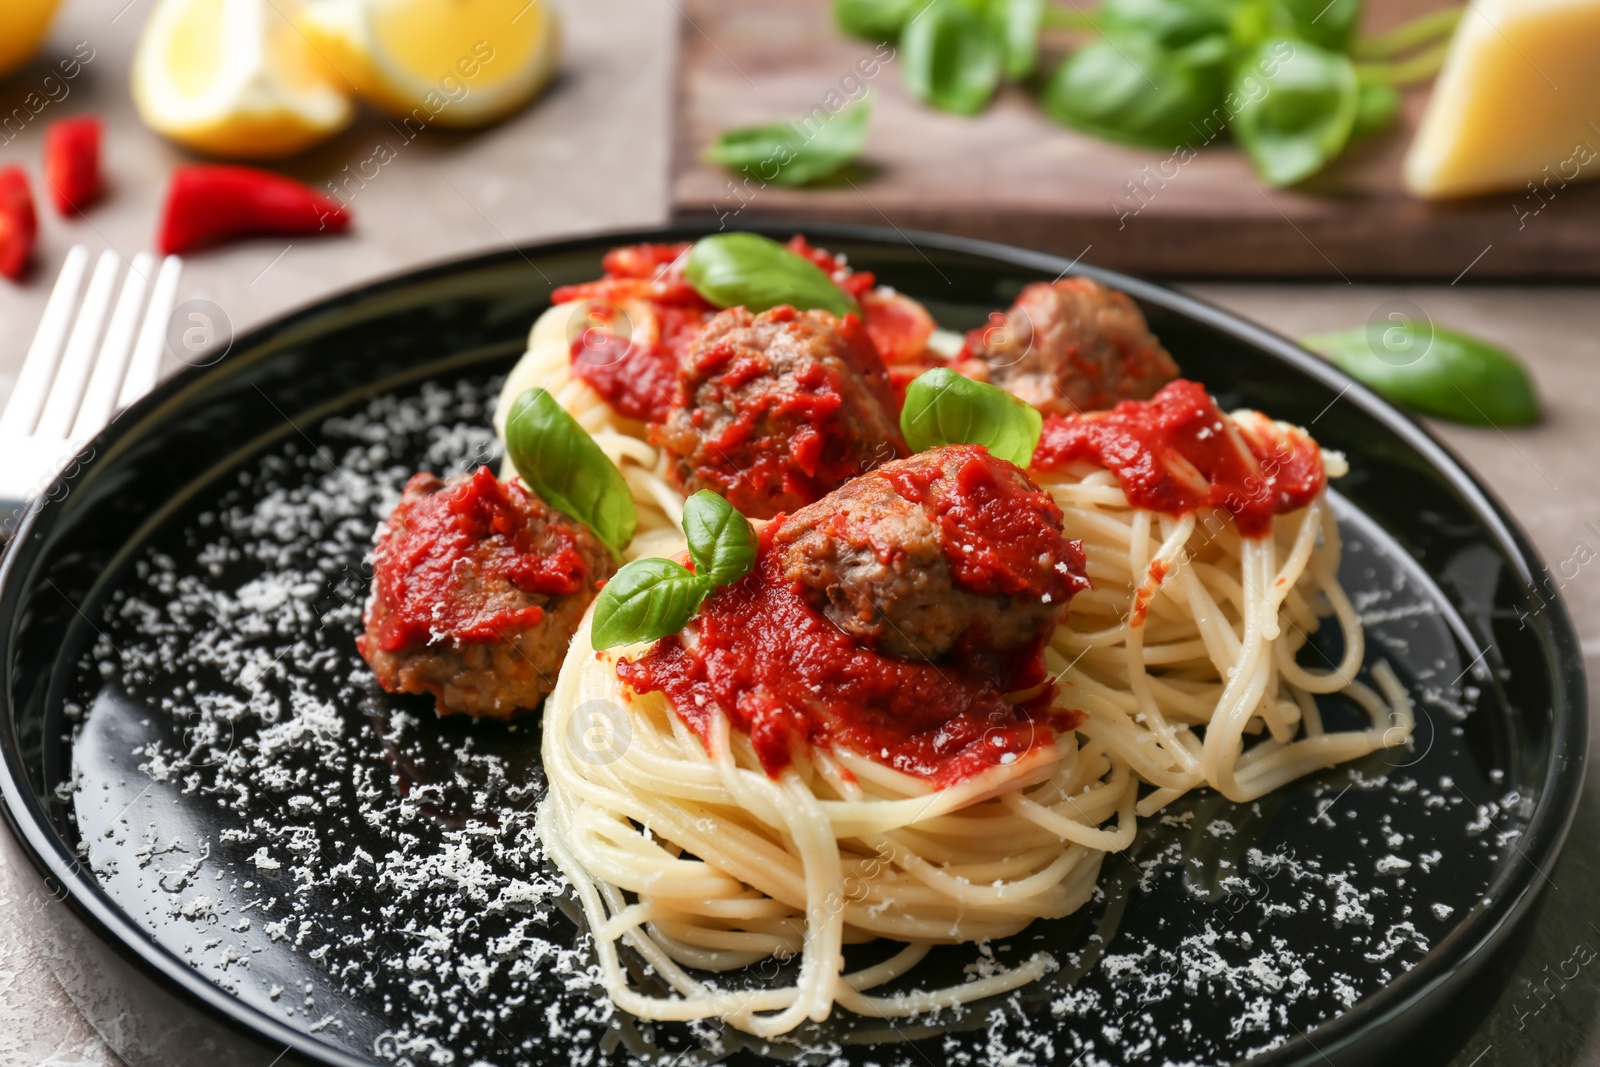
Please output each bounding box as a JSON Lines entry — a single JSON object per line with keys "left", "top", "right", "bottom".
{"left": 44, "top": 117, "right": 103, "bottom": 216}
{"left": 0, "top": 168, "right": 38, "bottom": 282}
{"left": 157, "top": 165, "right": 351, "bottom": 255}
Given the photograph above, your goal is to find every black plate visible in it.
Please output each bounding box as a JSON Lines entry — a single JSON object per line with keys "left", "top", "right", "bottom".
{"left": 0, "top": 226, "right": 1585, "bottom": 1067}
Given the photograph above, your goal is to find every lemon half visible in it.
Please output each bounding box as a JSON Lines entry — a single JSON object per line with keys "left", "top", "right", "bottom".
{"left": 298, "top": 0, "right": 561, "bottom": 128}
{"left": 0, "top": 0, "right": 63, "bottom": 81}
{"left": 133, "top": 0, "right": 355, "bottom": 159}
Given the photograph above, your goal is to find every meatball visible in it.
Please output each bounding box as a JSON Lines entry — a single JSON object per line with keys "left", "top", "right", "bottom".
{"left": 964, "top": 277, "right": 1178, "bottom": 415}
{"left": 653, "top": 305, "right": 905, "bottom": 520}
{"left": 773, "top": 444, "right": 1088, "bottom": 661}
{"left": 357, "top": 466, "right": 616, "bottom": 719}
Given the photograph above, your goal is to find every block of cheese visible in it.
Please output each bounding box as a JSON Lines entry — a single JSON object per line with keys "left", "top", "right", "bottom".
{"left": 1404, "top": 0, "right": 1600, "bottom": 199}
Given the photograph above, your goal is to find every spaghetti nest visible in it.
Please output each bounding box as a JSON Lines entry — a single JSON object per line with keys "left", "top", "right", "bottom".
{"left": 516, "top": 308, "right": 1412, "bottom": 1036}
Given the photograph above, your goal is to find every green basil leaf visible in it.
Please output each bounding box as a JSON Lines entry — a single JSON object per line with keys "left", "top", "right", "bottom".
{"left": 590, "top": 558, "right": 712, "bottom": 651}
{"left": 685, "top": 233, "right": 859, "bottom": 317}
{"left": 1044, "top": 32, "right": 1232, "bottom": 149}
{"left": 1099, "top": 0, "right": 1234, "bottom": 47}
{"left": 835, "top": 0, "right": 922, "bottom": 40}
{"left": 1351, "top": 81, "right": 1399, "bottom": 138}
{"left": 1229, "top": 39, "right": 1359, "bottom": 186}
{"left": 682, "top": 490, "right": 757, "bottom": 587}
{"left": 1302, "top": 325, "right": 1541, "bottom": 428}
{"left": 901, "top": 0, "right": 1004, "bottom": 115}
{"left": 1271, "top": 0, "right": 1362, "bottom": 51}
{"left": 505, "top": 387, "right": 638, "bottom": 559}
{"left": 988, "top": 0, "right": 1045, "bottom": 80}
{"left": 705, "top": 98, "right": 871, "bottom": 188}
{"left": 900, "top": 367, "right": 1044, "bottom": 466}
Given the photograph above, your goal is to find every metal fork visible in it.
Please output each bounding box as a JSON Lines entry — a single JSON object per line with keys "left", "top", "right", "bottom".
{"left": 0, "top": 246, "right": 183, "bottom": 523}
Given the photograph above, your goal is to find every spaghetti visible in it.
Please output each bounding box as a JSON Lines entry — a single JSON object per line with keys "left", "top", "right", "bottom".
{"left": 507, "top": 272, "right": 1412, "bottom": 1037}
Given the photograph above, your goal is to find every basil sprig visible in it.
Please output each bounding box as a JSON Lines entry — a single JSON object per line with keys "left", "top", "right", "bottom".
{"left": 831, "top": 0, "right": 1459, "bottom": 187}
{"left": 685, "top": 233, "right": 858, "bottom": 317}
{"left": 590, "top": 491, "right": 757, "bottom": 650}
{"left": 900, "top": 367, "right": 1044, "bottom": 467}
{"left": 1303, "top": 326, "right": 1541, "bottom": 428}
{"left": 1046, "top": 32, "right": 1231, "bottom": 149}
{"left": 1230, "top": 39, "right": 1360, "bottom": 187}
{"left": 505, "top": 387, "right": 637, "bottom": 559}
{"left": 706, "top": 98, "right": 871, "bottom": 188}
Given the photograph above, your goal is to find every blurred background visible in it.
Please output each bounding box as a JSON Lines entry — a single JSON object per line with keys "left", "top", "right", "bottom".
{"left": 0, "top": 0, "right": 1596, "bottom": 1064}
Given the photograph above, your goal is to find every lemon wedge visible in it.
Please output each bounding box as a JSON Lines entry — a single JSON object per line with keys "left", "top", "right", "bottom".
{"left": 0, "top": 0, "right": 63, "bottom": 80}
{"left": 133, "top": 0, "right": 355, "bottom": 160}
{"left": 298, "top": 0, "right": 561, "bottom": 128}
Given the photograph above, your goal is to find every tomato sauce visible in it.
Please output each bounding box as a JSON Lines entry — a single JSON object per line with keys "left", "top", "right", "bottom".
{"left": 1032, "top": 379, "right": 1326, "bottom": 538}
{"left": 880, "top": 445, "right": 1088, "bottom": 600}
{"left": 617, "top": 523, "right": 1083, "bottom": 789}
{"left": 363, "top": 467, "right": 589, "bottom": 653}
{"left": 554, "top": 243, "right": 715, "bottom": 424}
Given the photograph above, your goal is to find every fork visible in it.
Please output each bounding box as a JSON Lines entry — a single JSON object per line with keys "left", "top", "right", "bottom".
{"left": 0, "top": 246, "right": 183, "bottom": 525}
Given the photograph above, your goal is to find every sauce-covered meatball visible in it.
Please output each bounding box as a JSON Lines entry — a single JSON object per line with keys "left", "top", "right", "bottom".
{"left": 358, "top": 467, "right": 616, "bottom": 719}
{"left": 963, "top": 277, "right": 1178, "bottom": 415}
{"left": 773, "top": 444, "right": 1088, "bottom": 661}
{"left": 653, "top": 305, "right": 906, "bottom": 520}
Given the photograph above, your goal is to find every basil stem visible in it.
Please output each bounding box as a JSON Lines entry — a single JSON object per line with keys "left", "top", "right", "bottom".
{"left": 1303, "top": 325, "right": 1541, "bottom": 428}
{"left": 901, "top": 0, "right": 1004, "bottom": 116}
{"left": 705, "top": 98, "right": 871, "bottom": 188}
{"left": 900, "top": 367, "right": 1044, "bottom": 467}
{"left": 590, "top": 558, "right": 711, "bottom": 651}
{"left": 1229, "top": 39, "right": 1359, "bottom": 186}
{"left": 685, "top": 233, "right": 859, "bottom": 317}
{"left": 1044, "top": 32, "right": 1231, "bottom": 149}
{"left": 505, "top": 387, "right": 638, "bottom": 559}
{"left": 682, "top": 490, "right": 757, "bottom": 587}
{"left": 1350, "top": 6, "right": 1460, "bottom": 60}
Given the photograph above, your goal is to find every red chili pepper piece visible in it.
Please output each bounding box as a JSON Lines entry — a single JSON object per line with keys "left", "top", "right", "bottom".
{"left": 157, "top": 165, "right": 351, "bottom": 255}
{"left": 44, "top": 117, "right": 103, "bottom": 216}
{"left": 0, "top": 168, "right": 38, "bottom": 281}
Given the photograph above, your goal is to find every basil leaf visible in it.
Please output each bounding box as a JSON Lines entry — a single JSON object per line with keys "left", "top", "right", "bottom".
{"left": 590, "top": 558, "right": 712, "bottom": 651}
{"left": 988, "top": 0, "right": 1045, "bottom": 80}
{"left": 1271, "top": 0, "right": 1362, "bottom": 51}
{"left": 1302, "top": 325, "right": 1541, "bottom": 428}
{"left": 1351, "top": 82, "right": 1399, "bottom": 138}
{"left": 705, "top": 98, "right": 871, "bottom": 188}
{"left": 900, "top": 367, "right": 1044, "bottom": 467}
{"left": 1098, "top": 0, "right": 1234, "bottom": 47}
{"left": 901, "top": 0, "right": 1004, "bottom": 115}
{"left": 1044, "top": 32, "right": 1231, "bottom": 149}
{"left": 505, "top": 387, "right": 637, "bottom": 559}
{"left": 1230, "top": 39, "right": 1359, "bottom": 186}
{"left": 685, "top": 233, "right": 858, "bottom": 317}
{"left": 835, "top": 0, "right": 921, "bottom": 40}
{"left": 681, "top": 490, "right": 757, "bottom": 587}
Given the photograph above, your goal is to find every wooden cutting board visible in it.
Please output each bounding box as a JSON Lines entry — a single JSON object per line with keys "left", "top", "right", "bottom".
{"left": 669, "top": 0, "right": 1600, "bottom": 280}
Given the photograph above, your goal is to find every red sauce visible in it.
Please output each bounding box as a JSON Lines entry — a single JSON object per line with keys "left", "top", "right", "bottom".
{"left": 554, "top": 243, "right": 716, "bottom": 424}
{"left": 617, "top": 527, "right": 1081, "bottom": 787}
{"left": 880, "top": 445, "right": 1088, "bottom": 600}
{"left": 364, "top": 467, "right": 589, "bottom": 652}
{"left": 1032, "top": 379, "right": 1326, "bottom": 538}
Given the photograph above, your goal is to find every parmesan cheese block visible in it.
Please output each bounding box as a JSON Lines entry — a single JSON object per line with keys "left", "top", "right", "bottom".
{"left": 1404, "top": 0, "right": 1600, "bottom": 199}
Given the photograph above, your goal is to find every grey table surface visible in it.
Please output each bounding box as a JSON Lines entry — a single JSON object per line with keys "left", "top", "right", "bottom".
{"left": 0, "top": 2, "right": 1596, "bottom": 1065}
